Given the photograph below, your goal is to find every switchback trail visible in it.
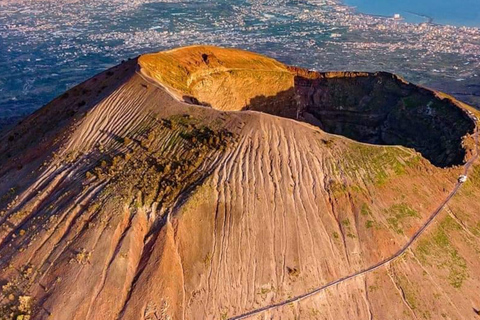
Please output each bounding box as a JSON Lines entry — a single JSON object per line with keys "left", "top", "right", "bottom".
{"left": 229, "top": 120, "right": 479, "bottom": 320}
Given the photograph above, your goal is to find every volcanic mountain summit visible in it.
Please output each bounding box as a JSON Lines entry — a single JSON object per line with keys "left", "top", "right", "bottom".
{"left": 0, "top": 46, "right": 479, "bottom": 320}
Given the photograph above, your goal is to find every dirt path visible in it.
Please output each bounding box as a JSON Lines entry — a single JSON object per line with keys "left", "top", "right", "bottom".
{"left": 229, "top": 122, "right": 479, "bottom": 320}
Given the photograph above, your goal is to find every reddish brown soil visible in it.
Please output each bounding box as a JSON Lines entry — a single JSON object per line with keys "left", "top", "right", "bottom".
{"left": 0, "top": 46, "right": 479, "bottom": 320}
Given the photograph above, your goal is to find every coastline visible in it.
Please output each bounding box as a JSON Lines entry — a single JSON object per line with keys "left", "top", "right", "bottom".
{"left": 339, "top": 0, "right": 480, "bottom": 28}
{"left": 405, "top": 11, "right": 433, "bottom": 24}
{"left": 337, "top": 0, "right": 432, "bottom": 25}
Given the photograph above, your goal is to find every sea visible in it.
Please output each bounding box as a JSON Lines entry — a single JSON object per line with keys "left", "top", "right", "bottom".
{"left": 343, "top": 0, "right": 480, "bottom": 27}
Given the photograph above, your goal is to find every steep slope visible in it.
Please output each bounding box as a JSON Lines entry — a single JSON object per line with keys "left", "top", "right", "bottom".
{"left": 139, "top": 46, "right": 475, "bottom": 167}
{"left": 0, "top": 46, "right": 478, "bottom": 320}
{"left": 138, "top": 45, "right": 294, "bottom": 111}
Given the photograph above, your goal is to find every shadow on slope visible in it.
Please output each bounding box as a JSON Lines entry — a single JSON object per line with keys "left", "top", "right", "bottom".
{"left": 237, "top": 72, "right": 475, "bottom": 168}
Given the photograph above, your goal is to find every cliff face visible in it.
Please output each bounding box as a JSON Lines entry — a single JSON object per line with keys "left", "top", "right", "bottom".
{"left": 0, "top": 46, "right": 479, "bottom": 320}
{"left": 294, "top": 72, "right": 475, "bottom": 167}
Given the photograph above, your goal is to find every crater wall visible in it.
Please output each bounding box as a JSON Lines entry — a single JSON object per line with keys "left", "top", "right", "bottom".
{"left": 139, "top": 46, "right": 476, "bottom": 168}
{"left": 293, "top": 72, "right": 475, "bottom": 167}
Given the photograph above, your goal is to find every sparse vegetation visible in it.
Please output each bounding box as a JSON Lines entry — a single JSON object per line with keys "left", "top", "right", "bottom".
{"left": 122, "top": 137, "right": 132, "bottom": 145}
{"left": 344, "top": 144, "right": 419, "bottom": 187}
{"left": 71, "top": 248, "right": 92, "bottom": 265}
{"left": 0, "top": 278, "right": 32, "bottom": 320}
{"left": 416, "top": 216, "right": 468, "bottom": 288}
{"left": 83, "top": 115, "right": 234, "bottom": 214}
{"left": 471, "top": 221, "right": 480, "bottom": 237}
{"left": 385, "top": 203, "right": 420, "bottom": 235}
{"left": 361, "top": 203, "right": 371, "bottom": 216}
{"left": 203, "top": 252, "right": 213, "bottom": 266}
{"left": 328, "top": 180, "right": 348, "bottom": 196}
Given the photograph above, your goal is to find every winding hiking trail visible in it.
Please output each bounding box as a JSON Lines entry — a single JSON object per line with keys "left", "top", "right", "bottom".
{"left": 1, "top": 46, "right": 479, "bottom": 319}
{"left": 229, "top": 121, "right": 479, "bottom": 320}
{"left": 137, "top": 64, "right": 480, "bottom": 319}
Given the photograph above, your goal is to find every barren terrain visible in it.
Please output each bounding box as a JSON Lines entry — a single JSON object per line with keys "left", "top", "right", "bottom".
{"left": 0, "top": 46, "right": 479, "bottom": 320}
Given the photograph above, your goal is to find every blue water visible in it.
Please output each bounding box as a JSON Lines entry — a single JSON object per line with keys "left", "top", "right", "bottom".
{"left": 343, "top": 0, "right": 480, "bottom": 27}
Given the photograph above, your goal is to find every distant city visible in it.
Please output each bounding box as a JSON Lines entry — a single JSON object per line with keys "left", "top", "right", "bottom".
{"left": 1, "top": 0, "right": 479, "bottom": 121}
